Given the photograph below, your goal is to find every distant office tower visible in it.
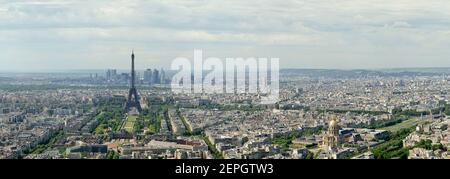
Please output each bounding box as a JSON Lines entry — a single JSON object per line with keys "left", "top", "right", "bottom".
{"left": 152, "top": 69, "right": 160, "bottom": 84}
{"left": 124, "top": 51, "right": 142, "bottom": 113}
{"left": 144, "top": 69, "right": 153, "bottom": 84}
{"left": 160, "top": 68, "right": 166, "bottom": 84}
{"left": 106, "top": 69, "right": 117, "bottom": 81}
{"left": 112, "top": 69, "right": 117, "bottom": 78}
{"left": 136, "top": 71, "right": 141, "bottom": 84}
{"left": 120, "top": 73, "right": 130, "bottom": 83}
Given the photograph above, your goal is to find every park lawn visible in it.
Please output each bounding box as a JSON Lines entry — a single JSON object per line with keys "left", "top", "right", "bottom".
{"left": 381, "top": 118, "right": 427, "bottom": 132}
{"left": 123, "top": 115, "right": 138, "bottom": 132}
{"left": 145, "top": 124, "right": 157, "bottom": 134}
{"left": 289, "top": 143, "right": 305, "bottom": 149}
{"left": 127, "top": 115, "right": 138, "bottom": 122}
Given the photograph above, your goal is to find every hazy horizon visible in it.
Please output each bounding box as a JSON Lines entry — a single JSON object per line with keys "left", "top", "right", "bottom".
{"left": 2, "top": 0, "right": 450, "bottom": 71}
{"left": 2, "top": 67, "right": 450, "bottom": 74}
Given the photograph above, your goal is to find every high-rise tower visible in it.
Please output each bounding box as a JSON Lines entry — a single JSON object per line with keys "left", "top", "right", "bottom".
{"left": 124, "top": 51, "right": 142, "bottom": 113}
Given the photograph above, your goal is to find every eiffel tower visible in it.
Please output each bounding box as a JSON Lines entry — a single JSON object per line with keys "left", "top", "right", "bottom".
{"left": 124, "top": 50, "right": 142, "bottom": 113}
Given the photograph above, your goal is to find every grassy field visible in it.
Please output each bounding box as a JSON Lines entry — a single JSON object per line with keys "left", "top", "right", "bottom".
{"left": 123, "top": 115, "right": 138, "bottom": 132}
{"left": 380, "top": 118, "right": 427, "bottom": 132}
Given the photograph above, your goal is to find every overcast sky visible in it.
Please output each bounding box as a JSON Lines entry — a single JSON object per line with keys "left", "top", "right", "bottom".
{"left": 1, "top": 0, "right": 450, "bottom": 72}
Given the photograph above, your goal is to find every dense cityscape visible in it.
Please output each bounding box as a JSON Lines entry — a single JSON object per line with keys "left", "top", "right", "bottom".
{"left": 3, "top": 3, "right": 450, "bottom": 179}
{"left": 1, "top": 58, "right": 449, "bottom": 159}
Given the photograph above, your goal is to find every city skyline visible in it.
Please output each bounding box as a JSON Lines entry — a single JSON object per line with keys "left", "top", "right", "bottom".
{"left": 3, "top": 0, "right": 450, "bottom": 171}
{"left": 2, "top": 66, "right": 450, "bottom": 74}
{"left": 2, "top": 0, "right": 450, "bottom": 71}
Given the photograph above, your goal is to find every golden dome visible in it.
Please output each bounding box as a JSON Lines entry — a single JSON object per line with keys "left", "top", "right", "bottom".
{"left": 329, "top": 115, "right": 337, "bottom": 127}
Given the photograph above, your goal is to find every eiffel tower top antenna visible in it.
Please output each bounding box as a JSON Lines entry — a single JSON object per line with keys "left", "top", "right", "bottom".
{"left": 131, "top": 50, "right": 135, "bottom": 89}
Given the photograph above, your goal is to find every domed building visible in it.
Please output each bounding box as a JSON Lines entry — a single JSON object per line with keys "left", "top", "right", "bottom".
{"left": 322, "top": 115, "right": 341, "bottom": 151}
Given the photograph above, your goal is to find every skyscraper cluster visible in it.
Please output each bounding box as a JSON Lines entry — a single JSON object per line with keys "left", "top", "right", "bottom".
{"left": 105, "top": 68, "right": 166, "bottom": 85}
{"left": 106, "top": 69, "right": 117, "bottom": 81}
{"left": 106, "top": 69, "right": 130, "bottom": 83}
{"left": 144, "top": 68, "right": 165, "bottom": 85}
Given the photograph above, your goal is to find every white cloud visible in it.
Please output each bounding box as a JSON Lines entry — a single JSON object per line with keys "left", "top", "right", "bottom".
{"left": 1, "top": 0, "right": 450, "bottom": 71}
